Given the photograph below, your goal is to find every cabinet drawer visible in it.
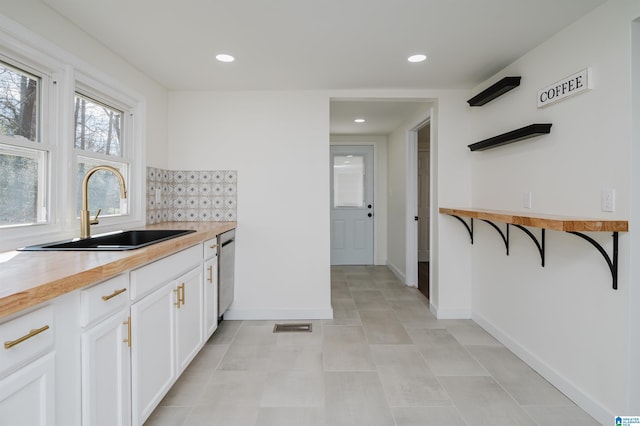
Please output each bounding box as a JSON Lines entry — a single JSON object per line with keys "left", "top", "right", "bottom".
{"left": 130, "top": 244, "right": 202, "bottom": 301}
{"left": 203, "top": 237, "right": 218, "bottom": 260}
{"left": 0, "top": 305, "right": 54, "bottom": 377}
{"left": 80, "top": 274, "right": 129, "bottom": 327}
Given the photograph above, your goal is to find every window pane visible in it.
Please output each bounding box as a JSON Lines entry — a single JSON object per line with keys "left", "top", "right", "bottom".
{"left": 0, "top": 146, "right": 46, "bottom": 226}
{"left": 333, "top": 155, "right": 364, "bottom": 207}
{"left": 76, "top": 157, "right": 127, "bottom": 217}
{"left": 74, "top": 94, "right": 122, "bottom": 156}
{"left": 0, "top": 61, "right": 39, "bottom": 142}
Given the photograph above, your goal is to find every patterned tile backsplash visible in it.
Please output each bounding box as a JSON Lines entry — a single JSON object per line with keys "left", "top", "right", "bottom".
{"left": 146, "top": 167, "right": 237, "bottom": 224}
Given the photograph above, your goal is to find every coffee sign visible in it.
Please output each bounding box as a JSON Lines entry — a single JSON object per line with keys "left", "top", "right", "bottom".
{"left": 538, "top": 68, "right": 592, "bottom": 108}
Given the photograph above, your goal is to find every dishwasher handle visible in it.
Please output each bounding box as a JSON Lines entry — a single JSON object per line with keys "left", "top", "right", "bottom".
{"left": 221, "top": 239, "right": 234, "bottom": 248}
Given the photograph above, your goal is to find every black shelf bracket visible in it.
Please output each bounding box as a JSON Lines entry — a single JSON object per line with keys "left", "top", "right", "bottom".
{"left": 446, "top": 215, "right": 546, "bottom": 267}
{"left": 449, "top": 215, "right": 474, "bottom": 244}
{"left": 442, "top": 211, "right": 623, "bottom": 290}
{"left": 467, "top": 76, "right": 522, "bottom": 106}
{"left": 468, "top": 123, "right": 552, "bottom": 151}
{"left": 511, "top": 225, "right": 546, "bottom": 267}
{"left": 480, "top": 220, "right": 509, "bottom": 255}
{"left": 567, "top": 232, "right": 619, "bottom": 290}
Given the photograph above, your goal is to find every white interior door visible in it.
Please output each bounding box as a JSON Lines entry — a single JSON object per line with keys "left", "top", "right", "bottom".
{"left": 330, "top": 145, "right": 374, "bottom": 265}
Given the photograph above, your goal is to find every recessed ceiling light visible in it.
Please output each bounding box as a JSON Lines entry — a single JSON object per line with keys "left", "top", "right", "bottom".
{"left": 216, "top": 54, "right": 235, "bottom": 63}
{"left": 408, "top": 54, "right": 427, "bottom": 63}
{"left": 354, "top": 118, "right": 365, "bottom": 123}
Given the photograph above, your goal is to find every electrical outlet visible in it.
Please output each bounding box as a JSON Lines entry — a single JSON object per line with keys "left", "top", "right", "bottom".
{"left": 155, "top": 188, "right": 162, "bottom": 204}
{"left": 601, "top": 189, "right": 615, "bottom": 212}
{"left": 523, "top": 191, "right": 532, "bottom": 209}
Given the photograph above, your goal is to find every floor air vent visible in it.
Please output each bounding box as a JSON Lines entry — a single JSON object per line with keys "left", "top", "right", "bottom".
{"left": 273, "top": 323, "right": 312, "bottom": 333}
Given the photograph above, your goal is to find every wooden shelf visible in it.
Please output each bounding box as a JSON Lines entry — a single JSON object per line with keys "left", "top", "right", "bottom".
{"left": 439, "top": 208, "right": 628, "bottom": 232}
{"left": 440, "top": 207, "right": 628, "bottom": 289}
{"left": 468, "top": 123, "right": 552, "bottom": 151}
{"left": 467, "top": 76, "right": 521, "bottom": 106}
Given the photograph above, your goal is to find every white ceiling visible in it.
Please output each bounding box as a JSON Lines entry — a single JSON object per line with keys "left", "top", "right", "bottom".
{"left": 330, "top": 100, "right": 430, "bottom": 135}
{"left": 41, "top": 0, "right": 605, "bottom": 134}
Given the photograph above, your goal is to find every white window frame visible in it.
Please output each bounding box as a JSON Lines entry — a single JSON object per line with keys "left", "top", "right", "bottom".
{"left": 0, "top": 38, "right": 63, "bottom": 250}
{"left": 72, "top": 77, "right": 135, "bottom": 227}
{"left": 0, "top": 19, "right": 146, "bottom": 252}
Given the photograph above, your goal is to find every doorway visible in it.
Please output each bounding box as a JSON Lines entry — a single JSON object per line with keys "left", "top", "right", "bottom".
{"left": 404, "top": 113, "right": 432, "bottom": 294}
{"left": 330, "top": 145, "right": 375, "bottom": 265}
{"left": 417, "top": 123, "right": 430, "bottom": 299}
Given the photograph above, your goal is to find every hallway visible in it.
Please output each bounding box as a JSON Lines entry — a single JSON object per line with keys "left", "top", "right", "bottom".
{"left": 145, "top": 266, "right": 598, "bottom": 426}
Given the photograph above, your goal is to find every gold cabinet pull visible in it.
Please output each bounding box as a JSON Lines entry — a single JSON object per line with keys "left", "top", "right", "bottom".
{"left": 102, "top": 288, "right": 127, "bottom": 301}
{"left": 174, "top": 287, "right": 181, "bottom": 308}
{"left": 123, "top": 317, "right": 131, "bottom": 348}
{"left": 174, "top": 284, "right": 185, "bottom": 308}
{"left": 4, "top": 325, "right": 50, "bottom": 350}
{"left": 207, "top": 265, "right": 213, "bottom": 283}
{"left": 209, "top": 244, "right": 218, "bottom": 250}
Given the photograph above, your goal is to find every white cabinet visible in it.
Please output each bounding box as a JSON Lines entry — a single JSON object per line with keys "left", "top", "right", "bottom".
{"left": 130, "top": 280, "right": 176, "bottom": 426}
{"left": 0, "top": 305, "right": 54, "bottom": 377}
{"left": 80, "top": 273, "right": 129, "bottom": 327}
{"left": 0, "top": 305, "right": 56, "bottom": 426}
{"left": 80, "top": 274, "right": 131, "bottom": 426}
{"left": 129, "top": 245, "right": 202, "bottom": 301}
{"left": 81, "top": 308, "right": 131, "bottom": 426}
{"left": 131, "top": 264, "right": 205, "bottom": 424}
{"left": 176, "top": 266, "right": 204, "bottom": 374}
{"left": 129, "top": 244, "right": 203, "bottom": 425}
{"left": 203, "top": 236, "right": 218, "bottom": 339}
{"left": 0, "top": 352, "right": 56, "bottom": 426}
{"left": 0, "top": 230, "right": 234, "bottom": 426}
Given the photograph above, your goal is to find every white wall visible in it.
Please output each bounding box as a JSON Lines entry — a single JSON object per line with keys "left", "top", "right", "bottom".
{"left": 330, "top": 135, "right": 388, "bottom": 265}
{"left": 468, "top": 0, "right": 640, "bottom": 422}
{"left": 386, "top": 116, "right": 410, "bottom": 279}
{"left": 0, "top": 0, "right": 170, "bottom": 168}
{"left": 427, "top": 94, "right": 474, "bottom": 317}
{"left": 629, "top": 16, "right": 640, "bottom": 415}
{"left": 168, "top": 91, "right": 332, "bottom": 319}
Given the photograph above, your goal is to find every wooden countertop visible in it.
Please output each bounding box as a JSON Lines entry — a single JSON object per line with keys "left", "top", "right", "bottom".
{"left": 0, "top": 222, "right": 236, "bottom": 320}
{"left": 439, "top": 208, "right": 628, "bottom": 232}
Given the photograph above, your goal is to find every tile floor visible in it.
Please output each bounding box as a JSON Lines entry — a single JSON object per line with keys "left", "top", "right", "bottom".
{"left": 144, "top": 266, "right": 599, "bottom": 426}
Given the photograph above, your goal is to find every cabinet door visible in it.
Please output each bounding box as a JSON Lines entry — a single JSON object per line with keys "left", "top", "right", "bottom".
{"left": 81, "top": 309, "right": 131, "bottom": 426}
{"left": 203, "top": 256, "right": 218, "bottom": 339}
{"left": 131, "top": 281, "right": 176, "bottom": 426}
{"left": 176, "top": 267, "right": 204, "bottom": 374}
{"left": 0, "top": 352, "right": 55, "bottom": 426}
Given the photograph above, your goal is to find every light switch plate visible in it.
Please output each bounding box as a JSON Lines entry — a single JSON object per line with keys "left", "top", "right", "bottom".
{"left": 523, "top": 191, "right": 532, "bottom": 209}
{"left": 601, "top": 189, "right": 615, "bottom": 212}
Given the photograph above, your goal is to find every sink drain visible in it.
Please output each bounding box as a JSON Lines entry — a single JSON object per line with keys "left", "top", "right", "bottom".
{"left": 273, "top": 323, "right": 312, "bottom": 333}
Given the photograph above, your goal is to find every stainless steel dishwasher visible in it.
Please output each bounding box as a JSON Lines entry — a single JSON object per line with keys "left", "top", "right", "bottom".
{"left": 218, "top": 229, "right": 235, "bottom": 319}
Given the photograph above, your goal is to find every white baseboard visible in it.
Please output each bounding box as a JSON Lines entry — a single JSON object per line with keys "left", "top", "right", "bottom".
{"left": 472, "top": 312, "right": 612, "bottom": 425}
{"left": 429, "top": 304, "right": 471, "bottom": 319}
{"left": 223, "top": 307, "right": 334, "bottom": 321}
{"left": 386, "top": 262, "right": 406, "bottom": 283}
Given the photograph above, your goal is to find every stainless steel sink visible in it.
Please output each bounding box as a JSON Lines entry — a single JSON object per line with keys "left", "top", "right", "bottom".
{"left": 19, "top": 229, "right": 196, "bottom": 251}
